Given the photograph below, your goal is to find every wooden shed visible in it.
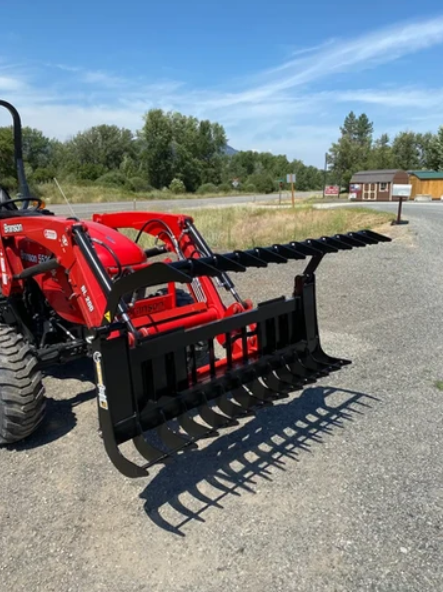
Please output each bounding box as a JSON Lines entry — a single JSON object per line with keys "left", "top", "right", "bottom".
{"left": 349, "top": 170, "right": 409, "bottom": 201}
{"left": 408, "top": 171, "right": 443, "bottom": 200}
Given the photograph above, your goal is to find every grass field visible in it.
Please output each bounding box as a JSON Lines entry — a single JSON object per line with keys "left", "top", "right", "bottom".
{"left": 38, "top": 182, "right": 255, "bottom": 204}
{"left": 129, "top": 205, "right": 394, "bottom": 250}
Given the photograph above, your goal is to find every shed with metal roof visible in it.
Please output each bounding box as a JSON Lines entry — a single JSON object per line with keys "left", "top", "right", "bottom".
{"left": 349, "top": 169, "right": 409, "bottom": 201}
{"left": 408, "top": 171, "right": 443, "bottom": 200}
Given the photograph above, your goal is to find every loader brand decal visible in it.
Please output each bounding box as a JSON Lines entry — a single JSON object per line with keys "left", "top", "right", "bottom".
{"left": 81, "top": 285, "right": 95, "bottom": 312}
{"left": 93, "top": 351, "right": 108, "bottom": 410}
{"left": 43, "top": 229, "right": 58, "bottom": 240}
{"left": 20, "top": 251, "right": 52, "bottom": 265}
{"left": 133, "top": 300, "right": 167, "bottom": 317}
{"left": 3, "top": 223, "right": 23, "bottom": 234}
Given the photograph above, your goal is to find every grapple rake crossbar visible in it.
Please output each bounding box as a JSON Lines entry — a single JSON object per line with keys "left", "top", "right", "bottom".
{"left": 92, "top": 229, "right": 391, "bottom": 478}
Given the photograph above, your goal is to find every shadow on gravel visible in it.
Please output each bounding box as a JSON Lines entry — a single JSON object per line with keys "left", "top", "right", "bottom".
{"left": 140, "top": 386, "right": 379, "bottom": 536}
{"left": 8, "top": 359, "right": 96, "bottom": 451}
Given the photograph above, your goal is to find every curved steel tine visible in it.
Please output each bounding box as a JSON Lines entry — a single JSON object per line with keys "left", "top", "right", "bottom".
{"left": 102, "top": 438, "right": 150, "bottom": 478}
{"left": 198, "top": 402, "right": 239, "bottom": 429}
{"left": 287, "top": 354, "right": 320, "bottom": 382}
{"left": 178, "top": 413, "right": 217, "bottom": 439}
{"left": 133, "top": 435, "right": 173, "bottom": 465}
{"left": 231, "top": 386, "right": 266, "bottom": 410}
{"left": 262, "top": 373, "right": 291, "bottom": 397}
{"left": 157, "top": 423, "right": 198, "bottom": 452}
{"left": 247, "top": 378, "right": 280, "bottom": 402}
{"left": 301, "top": 351, "right": 334, "bottom": 374}
{"left": 217, "top": 393, "right": 251, "bottom": 419}
{"left": 312, "top": 347, "right": 352, "bottom": 367}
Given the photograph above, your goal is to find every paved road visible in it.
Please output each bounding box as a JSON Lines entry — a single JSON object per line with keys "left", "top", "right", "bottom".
{"left": 50, "top": 191, "right": 319, "bottom": 218}
{"left": 1, "top": 210, "right": 443, "bottom": 591}
{"left": 315, "top": 199, "right": 443, "bottom": 221}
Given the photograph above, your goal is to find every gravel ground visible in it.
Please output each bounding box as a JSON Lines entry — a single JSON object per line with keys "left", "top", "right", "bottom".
{"left": 1, "top": 217, "right": 442, "bottom": 592}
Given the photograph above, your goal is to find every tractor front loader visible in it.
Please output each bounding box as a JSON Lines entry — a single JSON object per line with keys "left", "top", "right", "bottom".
{"left": 0, "top": 100, "right": 391, "bottom": 478}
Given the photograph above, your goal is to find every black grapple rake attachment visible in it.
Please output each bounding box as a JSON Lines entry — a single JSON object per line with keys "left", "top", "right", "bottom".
{"left": 92, "top": 229, "right": 391, "bottom": 478}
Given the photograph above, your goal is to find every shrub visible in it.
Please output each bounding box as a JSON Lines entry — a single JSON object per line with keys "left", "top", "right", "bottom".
{"left": 76, "top": 163, "right": 107, "bottom": 181}
{"left": 31, "top": 167, "right": 55, "bottom": 184}
{"left": 95, "top": 171, "right": 127, "bottom": 187}
{"left": 242, "top": 182, "right": 257, "bottom": 193}
{"left": 246, "top": 173, "right": 274, "bottom": 194}
{"left": 169, "top": 178, "right": 186, "bottom": 194}
{"left": 127, "top": 176, "right": 152, "bottom": 192}
{"left": 1, "top": 177, "right": 18, "bottom": 191}
{"left": 218, "top": 183, "right": 232, "bottom": 193}
{"left": 197, "top": 183, "right": 218, "bottom": 195}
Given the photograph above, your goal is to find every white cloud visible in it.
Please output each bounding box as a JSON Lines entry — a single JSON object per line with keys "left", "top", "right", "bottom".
{"left": 1, "top": 14, "right": 443, "bottom": 165}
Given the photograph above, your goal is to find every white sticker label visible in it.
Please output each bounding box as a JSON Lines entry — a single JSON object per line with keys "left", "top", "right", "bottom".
{"left": 43, "top": 229, "right": 57, "bottom": 240}
{"left": 93, "top": 352, "right": 108, "bottom": 410}
{"left": 3, "top": 223, "right": 23, "bottom": 234}
{"left": 81, "top": 285, "right": 94, "bottom": 312}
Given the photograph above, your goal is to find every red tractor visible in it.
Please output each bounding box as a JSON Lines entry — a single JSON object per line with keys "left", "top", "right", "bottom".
{"left": 0, "top": 100, "right": 391, "bottom": 477}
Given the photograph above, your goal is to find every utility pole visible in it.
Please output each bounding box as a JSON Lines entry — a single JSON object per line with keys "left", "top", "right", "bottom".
{"left": 322, "top": 152, "right": 328, "bottom": 199}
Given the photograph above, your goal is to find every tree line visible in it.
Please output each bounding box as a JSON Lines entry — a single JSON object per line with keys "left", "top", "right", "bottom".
{"left": 0, "top": 109, "right": 324, "bottom": 195}
{"left": 1, "top": 106, "right": 441, "bottom": 196}
{"left": 327, "top": 111, "right": 443, "bottom": 186}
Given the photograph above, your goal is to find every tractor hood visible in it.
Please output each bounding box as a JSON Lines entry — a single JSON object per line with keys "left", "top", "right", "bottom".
{"left": 85, "top": 221, "right": 147, "bottom": 268}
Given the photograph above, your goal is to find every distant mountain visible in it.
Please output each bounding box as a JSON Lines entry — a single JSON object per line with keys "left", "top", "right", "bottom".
{"left": 223, "top": 145, "right": 238, "bottom": 156}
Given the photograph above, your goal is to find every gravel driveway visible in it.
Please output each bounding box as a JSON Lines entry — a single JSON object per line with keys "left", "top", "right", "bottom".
{"left": 1, "top": 218, "right": 442, "bottom": 591}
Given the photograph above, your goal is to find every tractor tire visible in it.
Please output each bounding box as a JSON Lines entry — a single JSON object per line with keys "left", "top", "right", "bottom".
{"left": 0, "top": 325, "right": 46, "bottom": 445}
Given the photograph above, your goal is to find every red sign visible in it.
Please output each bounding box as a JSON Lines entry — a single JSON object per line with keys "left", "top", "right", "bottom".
{"left": 324, "top": 185, "right": 340, "bottom": 196}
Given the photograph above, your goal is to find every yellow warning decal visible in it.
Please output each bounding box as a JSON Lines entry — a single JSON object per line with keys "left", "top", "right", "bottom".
{"left": 104, "top": 311, "right": 111, "bottom": 323}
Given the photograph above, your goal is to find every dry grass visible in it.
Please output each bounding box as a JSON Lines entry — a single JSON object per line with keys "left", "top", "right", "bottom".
{"left": 164, "top": 205, "right": 394, "bottom": 249}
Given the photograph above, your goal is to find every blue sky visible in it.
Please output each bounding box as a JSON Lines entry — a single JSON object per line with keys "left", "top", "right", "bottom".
{"left": 1, "top": 0, "right": 443, "bottom": 166}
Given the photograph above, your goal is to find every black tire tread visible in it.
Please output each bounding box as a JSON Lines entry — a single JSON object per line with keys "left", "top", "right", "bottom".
{"left": 0, "top": 325, "right": 46, "bottom": 445}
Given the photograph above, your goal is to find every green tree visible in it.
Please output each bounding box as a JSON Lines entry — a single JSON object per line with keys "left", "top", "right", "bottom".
{"left": 65, "top": 125, "right": 135, "bottom": 177}
{"left": 368, "top": 134, "right": 393, "bottom": 169}
{"left": 328, "top": 112, "right": 373, "bottom": 186}
{"left": 434, "top": 126, "right": 443, "bottom": 169}
{"left": 416, "top": 132, "right": 440, "bottom": 170}
{"left": 0, "top": 127, "right": 16, "bottom": 182}
{"left": 142, "top": 109, "right": 174, "bottom": 188}
{"left": 22, "top": 127, "right": 54, "bottom": 170}
{"left": 391, "top": 132, "right": 420, "bottom": 170}
{"left": 340, "top": 111, "right": 358, "bottom": 140}
{"left": 356, "top": 114, "right": 373, "bottom": 146}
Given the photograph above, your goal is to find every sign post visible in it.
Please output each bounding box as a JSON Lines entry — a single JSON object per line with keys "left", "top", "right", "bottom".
{"left": 287, "top": 173, "right": 296, "bottom": 207}
{"left": 391, "top": 184, "right": 412, "bottom": 225}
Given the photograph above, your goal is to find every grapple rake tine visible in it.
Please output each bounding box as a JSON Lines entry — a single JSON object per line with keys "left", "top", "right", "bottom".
{"left": 334, "top": 233, "right": 367, "bottom": 248}
{"left": 287, "top": 354, "right": 323, "bottom": 382}
{"left": 178, "top": 412, "right": 218, "bottom": 439}
{"left": 198, "top": 395, "right": 240, "bottom": 429}
{"left": 132, "top": 435, "right": 173, "bottom": 465}
{"left": 210, "top": 253, "right": 246, "bottom": 273}
{"left": 271, "top": 244, "right": 306, "bottom": 260}
{"left": 252, "top": 247, "right": 287, "bottom": 264}
{"left": 247, "top": 377, "right": 281, "bottom": 402}
{"left": 319, "top": 236, "right": 353, "bottom": 250}
{"left": 357, "top": 229, "right": 392, "bottom": 243}
{"left": 217, "top": 393, "right": 252, "bottom": 419}
{"left": 157, "top": 423, "right": 198, "bottom": 452}
{"left": 231, "top": 385, "right": 271, "bottom": 410}
{"left": 232, "top": 250, "right": 268, "bottom": 268}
